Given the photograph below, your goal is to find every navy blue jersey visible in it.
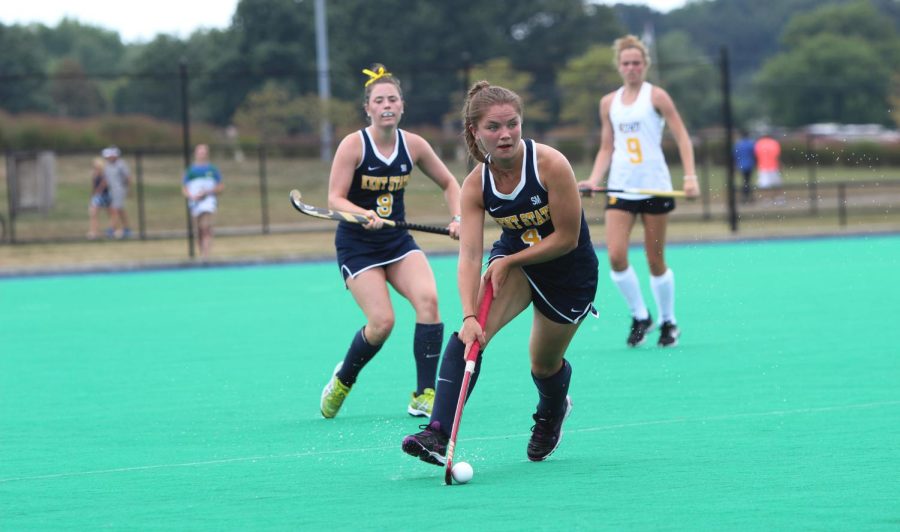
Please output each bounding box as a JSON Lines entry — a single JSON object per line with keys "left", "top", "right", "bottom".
{"left": 483, "top": 139, "right": 599, "bottom": 324}
{"left": 335, "top": 128, "right": 422, "bottom": 281}
{"left": 339, "top": 128, "right": 413, "bottom": 244}
{"left": 482, "top": 139, "right": 593, "bottom": 255}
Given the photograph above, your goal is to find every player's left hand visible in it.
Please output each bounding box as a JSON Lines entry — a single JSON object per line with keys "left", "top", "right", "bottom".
{"left": 683, "top": 175, "right": 700, "bottom": 198}
{"left": 484, "top": 258, "right": 511, "bottom": 297}
{"left": 362, "top": 209, "right": 384, "bottom": 230}
{"left": 576, "top": 180, "right": 596, "bottom": 197}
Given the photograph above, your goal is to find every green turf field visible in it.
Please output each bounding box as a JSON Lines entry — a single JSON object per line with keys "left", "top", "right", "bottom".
{"left": 2, "top": 235, "right": 899, "bottom": 529}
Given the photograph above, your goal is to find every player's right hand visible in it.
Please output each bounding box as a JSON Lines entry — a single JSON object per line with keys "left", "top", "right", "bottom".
{"left": 459, "top": 315, "right": 486, "bottom": 350}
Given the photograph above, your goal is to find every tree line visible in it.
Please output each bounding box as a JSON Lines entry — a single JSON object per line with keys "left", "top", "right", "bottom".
{"left": 0, "top": 0, "right": 898, "bottom": 150}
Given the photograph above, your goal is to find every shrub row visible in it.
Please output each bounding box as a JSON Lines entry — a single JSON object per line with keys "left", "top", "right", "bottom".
{"left": 0, "top": 112, "right": 217, "bottom": 152}
{"left": 2, "top": 112, "right": 898, "bottom": 167}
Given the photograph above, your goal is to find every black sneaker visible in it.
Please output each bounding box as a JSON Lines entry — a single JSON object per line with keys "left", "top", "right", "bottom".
{"left": 658, "top": 321, "right": 680, "bottom": 347}
{"left": 527, "top": 396, "right": 573, "bottom": 462}
{"left": 402, "top": 421, "right": 448, "bottom": 466}
{"left": 627, "top": 314, "right": 654, "bottom": 347}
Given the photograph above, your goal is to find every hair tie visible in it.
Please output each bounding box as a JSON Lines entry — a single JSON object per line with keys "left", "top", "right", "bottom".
{"left": 362, "top": 66, "right": 391, "bottom": 87}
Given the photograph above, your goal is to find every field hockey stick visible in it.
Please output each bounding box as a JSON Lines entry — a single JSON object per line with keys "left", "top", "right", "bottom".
{"left": 578, "top": 186, "right": 687, "bottom": 198}
{"left": 289, "top": 189, "right": 451, "bottom": 236}
{"left": 444, "top": 282, "right": 495, "bottom": 485}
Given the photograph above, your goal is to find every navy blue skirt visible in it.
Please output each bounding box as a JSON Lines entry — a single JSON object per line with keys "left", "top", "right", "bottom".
{"left": 335, "top": 223, "right": 422, "bottom": 281}
{"left": 489, "top": 239, "right": 599, "bottom": 324}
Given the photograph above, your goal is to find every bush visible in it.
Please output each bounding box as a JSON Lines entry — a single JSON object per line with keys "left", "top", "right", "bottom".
{"left": 0, "top": 112, "right": 218, "bottom": 151}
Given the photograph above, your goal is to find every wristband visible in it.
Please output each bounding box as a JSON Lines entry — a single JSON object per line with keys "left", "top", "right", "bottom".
{"left": 684, "top": 175, "right": 698, "bottom": 180}
{"left": 451, "top": 215, "right": 461, "bottom": 223}
{"left": 463, "top": 314, "right": 477, "bottom": 322}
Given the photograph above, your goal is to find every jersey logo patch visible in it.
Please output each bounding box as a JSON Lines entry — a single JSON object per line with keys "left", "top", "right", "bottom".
{"left": 531, "top": 195, "right": 541, "bottom": 205}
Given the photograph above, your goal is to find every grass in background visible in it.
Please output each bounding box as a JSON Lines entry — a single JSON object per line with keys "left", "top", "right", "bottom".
{"left": 1, "top": 148, "right": 899, "bottom": 243}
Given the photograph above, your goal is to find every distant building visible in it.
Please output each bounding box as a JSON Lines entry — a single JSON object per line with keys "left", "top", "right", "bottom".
{"left": 804, "top": 123, "right": 900, "bottom": 142}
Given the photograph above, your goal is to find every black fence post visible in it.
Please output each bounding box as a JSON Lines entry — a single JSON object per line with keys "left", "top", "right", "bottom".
{"left": 179, "top": 61, "right": 195, "bottom": 258}
{"left": 4, "top": 150, "right": 15, "bottom": 244}
{"left": 701, "top": 134, "right": 711, "bottom": 221}
{"left": 136, "top": 150, "right": 146, "bottom": 240}
{"left": 838, "top": 183, "right": 847, "bottom": 226}
{"left": 807, "top": 134, "right": 818, "bottom": 216}
{"left": 259, "top": 145, "right": 269, "bottom": 234}
{"left": 719, "top": 47, "right": 737, "bottom": 232}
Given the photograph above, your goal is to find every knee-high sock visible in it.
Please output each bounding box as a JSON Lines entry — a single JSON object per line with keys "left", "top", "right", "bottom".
{"left": 650, "top": 268, "right": 676, "bottom": 324}
{"left": 430, "top": 333, "right": 483, "bottom": 432}
{"left": 532, "top": 359, "right": 572, "bottom": 419}
{"left": 610, "top": 266, "right": 649, "bottom": 320}
{"left": 413, "top": 323, "right": 444, "bottom": 394}
{"left": 336, "top": 327, "right": 382, "bottom": 386}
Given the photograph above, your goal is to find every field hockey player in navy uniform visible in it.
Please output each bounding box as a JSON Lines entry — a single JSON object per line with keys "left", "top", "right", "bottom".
{"left": 319, "top": 64, "right": 462, "bottom": 419}
{"left": 403, "top": 81, "right": 599, "bottom": 466}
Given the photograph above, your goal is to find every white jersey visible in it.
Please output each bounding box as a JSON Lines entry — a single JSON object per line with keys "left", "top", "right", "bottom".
{"left": 608, "top": 82, "right": 672, "bottom": 200}
{"left": 186, "top": 176, "right": 218, "bottom": 216}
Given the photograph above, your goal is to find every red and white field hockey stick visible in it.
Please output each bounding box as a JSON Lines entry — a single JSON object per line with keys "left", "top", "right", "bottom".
{"left": 289, "top": 189, "right": 451, "bottom": 236}
{"left": 578, "top": 186, "right": 686, "bottom": 198}
{"left": 444, "top": 282, "right": 495, "bottom": 485}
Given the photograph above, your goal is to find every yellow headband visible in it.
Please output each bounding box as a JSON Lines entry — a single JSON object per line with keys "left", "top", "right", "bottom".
{"left": 362, "top": 66, "right": 391, "bottom": 87}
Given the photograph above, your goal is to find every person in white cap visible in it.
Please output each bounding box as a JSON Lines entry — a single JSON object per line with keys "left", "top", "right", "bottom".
{"left": 102, "top": 146, "right": 132, "bottom": 239}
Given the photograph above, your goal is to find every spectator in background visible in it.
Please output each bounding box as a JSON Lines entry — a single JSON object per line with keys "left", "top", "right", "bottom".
{"left": 102, "top": 146, "right": 132, "bottom": 239}
{"left": 182, "top": 144, "right": 224, "bottom": 259}
{"left": 87, "top": 157, "right": 111, "bottom": 240}
{"left": 754, "top": 134, "right": 784, "bottom": 205}
{"left": 734, "top": 129, "right": 756, "bottom": 204}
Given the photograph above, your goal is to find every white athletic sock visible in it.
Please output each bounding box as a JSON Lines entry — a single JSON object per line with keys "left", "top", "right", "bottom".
{"left": 650, "top": 268, "right": 676, "bottom": 324}
{"left": 610, "top": 266, "right": 649, "bottom": 320}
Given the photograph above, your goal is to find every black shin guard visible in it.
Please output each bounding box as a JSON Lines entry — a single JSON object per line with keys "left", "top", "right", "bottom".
{"left": 413, "top": 323, "right": 444, "bottom": 394}
{"left": 430, "top": 333, "right": 483, "bottom": 432}
{"left": 532, "top": 359, "right": 572, "bottom": 419}
{"left": 336, "top": 327, "right": 382, "bottom": 386}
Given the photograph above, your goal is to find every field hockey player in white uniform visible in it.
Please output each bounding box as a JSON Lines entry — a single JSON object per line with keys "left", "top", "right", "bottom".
{"left": 580, "top": 35, "right": 700, "bottom": 348}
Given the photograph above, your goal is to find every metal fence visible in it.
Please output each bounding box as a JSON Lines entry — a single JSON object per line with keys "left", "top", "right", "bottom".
{"left": 3, "top": 142, "right": 899, "bottom": 254}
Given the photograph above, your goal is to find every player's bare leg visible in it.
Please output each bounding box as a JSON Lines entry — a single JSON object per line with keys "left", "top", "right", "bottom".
{"left": 387, "top": 252, "right": 444, "bottom": 415}
{"left": 196, "top": 213, "right": 214, "bottom": 259}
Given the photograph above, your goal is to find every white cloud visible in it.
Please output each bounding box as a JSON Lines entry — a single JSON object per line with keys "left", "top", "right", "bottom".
{"left": 592, "top": 0, "right": 688, "bottom": 12}
{"left": 0, "top": 0, "right": 238, "bottom": 42}
{"left": 2, "top": 0, "right": 689, "bottom": 44}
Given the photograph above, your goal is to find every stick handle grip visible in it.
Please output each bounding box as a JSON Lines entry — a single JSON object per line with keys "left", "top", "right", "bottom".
{"left": 390, "top": 220, "right": 451, "bottom": 235}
